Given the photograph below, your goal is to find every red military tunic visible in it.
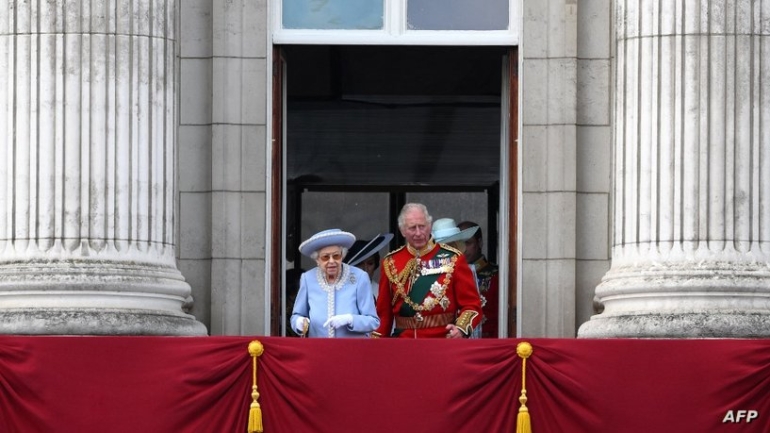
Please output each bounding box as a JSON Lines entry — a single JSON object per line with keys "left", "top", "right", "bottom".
{"left": 374, "top": 240, "right": 482, "bottom": 338}
{"left": 470, "top": 255, "right": 500, "bottom": 338}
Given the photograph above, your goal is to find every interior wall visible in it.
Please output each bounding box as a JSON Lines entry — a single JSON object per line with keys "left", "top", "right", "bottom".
{"left": 284, "top": 45, "right": 505, "bottom": 334}
{"left": 286, "top": 44, "right": 504, "bottom": 270}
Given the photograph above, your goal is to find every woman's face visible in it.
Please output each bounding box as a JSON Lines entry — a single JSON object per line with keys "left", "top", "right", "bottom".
{"left": 358, "top": 256, "right": 378, "bottom": 278}
{"left": 316, "top": 245, "right": 343, "bottom": 279}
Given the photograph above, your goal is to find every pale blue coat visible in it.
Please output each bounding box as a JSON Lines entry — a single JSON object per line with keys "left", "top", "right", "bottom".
{"left": 290, "top": 264, "right": 380, "bottom": 337}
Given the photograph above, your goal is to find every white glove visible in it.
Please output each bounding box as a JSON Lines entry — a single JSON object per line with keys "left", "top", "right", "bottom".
{"left": 293, "top": 316, "right": 309, "bottom": 334}
{"left": 323, "top": 314, "right": 353, "bottom": 329}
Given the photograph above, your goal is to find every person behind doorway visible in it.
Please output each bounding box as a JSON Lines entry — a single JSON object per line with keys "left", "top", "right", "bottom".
{"left": 431, "top": 217, "right": 479, "bottom": 255}
{"left": 290, "top": 229, "right": 380, "bottom": 337}
{"left": 432, "top": 217, "right": 483, "bottom": 339}
{"left": 373, "top": 203, "right": 482, "bottom": 339}
{"left": 458, "top": 221, "right": 500, "bottom": 338}
{"left": 344, "top": 233, "right": 394, "bottom": 301}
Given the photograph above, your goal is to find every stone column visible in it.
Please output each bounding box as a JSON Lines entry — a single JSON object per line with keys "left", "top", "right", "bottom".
{"left": 0, "top": 0, "right": 206, "bottom": 335}
{"left": 579, "top": 0, "right": 770, "bottom": 337}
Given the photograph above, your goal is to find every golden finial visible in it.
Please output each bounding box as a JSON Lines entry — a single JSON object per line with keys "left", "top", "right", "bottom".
{"left": 516, "top": 342, "right": 533, "bottom": 433}
{"left": 516, "top": 341, "right": 533, "bottom": 359}
{"left": 248, "top": 340, "right": 264, "bottom": 357}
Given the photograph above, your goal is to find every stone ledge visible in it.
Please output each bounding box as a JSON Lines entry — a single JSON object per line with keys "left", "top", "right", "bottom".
{"left": 0, "top": 308, "right": 208, "bottom": 336}
{"left": 578, "top": 312, "right": 770, "bottom": 338}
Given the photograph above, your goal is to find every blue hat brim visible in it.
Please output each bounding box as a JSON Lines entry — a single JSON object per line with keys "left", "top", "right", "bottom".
{"left": 299, "top": 229, "right": 356, "bottom": 257}
{"left": 434, "top": 225, "right": 478, "bottom": 244}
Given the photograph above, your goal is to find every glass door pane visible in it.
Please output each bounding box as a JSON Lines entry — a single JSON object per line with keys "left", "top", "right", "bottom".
{"left": 407, "top": 0, "right": 509, "bottom": 30}
{"left": 283, "top": 0, "right": 384, "bottom": 30}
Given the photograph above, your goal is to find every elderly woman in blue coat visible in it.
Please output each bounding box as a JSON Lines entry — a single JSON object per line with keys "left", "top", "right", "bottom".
{"left": 290, "top": 229, "right": 380, "bottom": 337}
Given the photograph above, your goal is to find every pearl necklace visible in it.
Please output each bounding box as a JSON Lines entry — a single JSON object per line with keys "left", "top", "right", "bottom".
{"left": 316, "top": 264, "right": 351, "bottom": 337}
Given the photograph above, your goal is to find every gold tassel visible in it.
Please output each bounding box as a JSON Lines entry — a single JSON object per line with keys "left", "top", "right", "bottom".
{"left": 249, "top": 401, "right": 262, "bottom": 433}
{"left": 516, "top": 342, "right": 533, "bottom": 433}
{"left": 516, "top": 399, "right": 531, "bottom": 433}
{"left": 248, "top": 340, "right": 265, "bottom": 433}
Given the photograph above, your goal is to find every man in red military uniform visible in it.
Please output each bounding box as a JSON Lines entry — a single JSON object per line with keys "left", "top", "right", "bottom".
{"left": 458, "top": 221, "right": 500, "bottom": 338}
{"left": 374, "top": 203, "right": 482, "bottom": 338}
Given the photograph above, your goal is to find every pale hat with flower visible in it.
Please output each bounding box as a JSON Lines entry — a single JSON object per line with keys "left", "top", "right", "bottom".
{"left": 431, "top": 218, "right": 479, "bottom": 244}
{"left": 298, "top": 229, "right": 356, "bottom": 258}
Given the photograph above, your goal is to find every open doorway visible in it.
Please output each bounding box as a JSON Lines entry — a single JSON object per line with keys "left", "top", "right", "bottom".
{"left": 273, "top": 45, "right": 516, "bottom": 336}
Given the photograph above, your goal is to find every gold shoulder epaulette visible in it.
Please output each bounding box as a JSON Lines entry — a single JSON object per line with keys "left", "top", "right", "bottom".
{"left": 384, "top": 244, "right": 406, "bottom": 258}
{"left": 440, "top": 243, "right": 463, "bottom": 256}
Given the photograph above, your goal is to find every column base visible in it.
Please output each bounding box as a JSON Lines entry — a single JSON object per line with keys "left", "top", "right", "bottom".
{"left": 578, "top": 312, "right": 770, "bottom": 338}
{"left": 0, "top": 308, "right": 208, "bottom": 335}
{"left": 0, "top": 258, "right": 208, "bottom": 336}
{"left": 578, "top": 257, "right": 770, "bottom": 338}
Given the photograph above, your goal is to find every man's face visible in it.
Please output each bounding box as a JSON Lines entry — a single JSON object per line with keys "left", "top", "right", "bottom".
{"left": 400, "top": 209, "right": 431, "bottom": 250}
{"left": 316, "top": 245, "right": 343, "bottom": 278}
{"left": 463, "top": 235, "right": 482, "bottom": 263}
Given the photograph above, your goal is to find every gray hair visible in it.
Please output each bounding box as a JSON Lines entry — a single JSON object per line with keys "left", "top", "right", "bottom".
{"left": 310, "top": 247, "right": 349, "bottom": 261}
{"left": 397, "top": 203, "right": 432, "bottom": 229}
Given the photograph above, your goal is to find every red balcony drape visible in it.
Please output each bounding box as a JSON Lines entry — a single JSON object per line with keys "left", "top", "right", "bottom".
{"left": 0, "top": 336, "right": 768, "bottom": 433}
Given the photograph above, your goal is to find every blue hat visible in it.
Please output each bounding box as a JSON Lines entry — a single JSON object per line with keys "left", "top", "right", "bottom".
{"left": 298, "top": 229, "right": 356, "bottom": 257}
{"left": 432, "top": 218, "right": 479, "bottom": 244}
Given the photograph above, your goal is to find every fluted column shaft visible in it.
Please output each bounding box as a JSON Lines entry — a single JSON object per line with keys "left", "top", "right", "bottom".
{"left": 579, "top": 0, "right": 770, "bottom": 337}
{"left": 0, "top": 0, "right": 205, "bottom": 335}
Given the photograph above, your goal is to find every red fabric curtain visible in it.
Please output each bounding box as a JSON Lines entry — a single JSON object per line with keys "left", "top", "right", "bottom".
{"left": 0, "top": 336, "right": 768, "bottom": 433}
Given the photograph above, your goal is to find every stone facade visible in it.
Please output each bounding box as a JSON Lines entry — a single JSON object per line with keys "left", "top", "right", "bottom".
{"left": 177, "top": 0, "right": 269, "bottom": 335}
